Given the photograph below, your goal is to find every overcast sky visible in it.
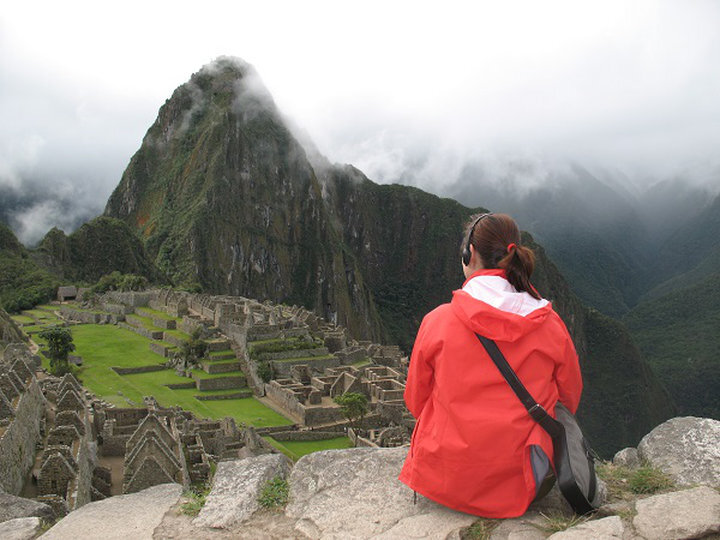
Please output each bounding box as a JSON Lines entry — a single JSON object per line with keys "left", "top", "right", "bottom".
{"left": 2, "top": 0, "right": 720, "bottom": 243}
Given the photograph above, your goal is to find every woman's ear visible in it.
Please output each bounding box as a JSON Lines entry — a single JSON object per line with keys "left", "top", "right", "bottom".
{"left": 469, "top": 245, "right": 484, "bottom": 270}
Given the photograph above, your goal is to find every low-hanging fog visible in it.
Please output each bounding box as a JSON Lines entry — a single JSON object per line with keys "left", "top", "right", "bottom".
{"left": 1, "top": 0, "right": 719, "bottom": 245}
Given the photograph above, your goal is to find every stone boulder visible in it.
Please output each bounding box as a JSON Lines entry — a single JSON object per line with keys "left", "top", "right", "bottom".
{"left": 632, "top": 486, "right": 720, "bottom": 540}
{"left": 612, "top": 447, "right": 640, "bottom": 469}
{"left": 637, "top": 416, "right": 720, "bottom": 486}
{"left": 193, "top": 453, "right": 291, "bottom": 529}
{"left": 285, "top": 446, "right": 476, "bottom": 539}
{"left": 0, "top": 517, "right": 42, "bottom": 540}
{"left": 40, "top": 483, "right": 182, "bottom": 540}
{"left": 547, "top": 516, "right": 625, "bottom": 539}
{"left": 0, "top": 490, "right": 54, "bottom": 523}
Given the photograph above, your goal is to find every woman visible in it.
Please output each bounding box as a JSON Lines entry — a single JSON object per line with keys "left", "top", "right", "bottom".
{"left": 398, "top": 213, "right": 582, "bottom": 518}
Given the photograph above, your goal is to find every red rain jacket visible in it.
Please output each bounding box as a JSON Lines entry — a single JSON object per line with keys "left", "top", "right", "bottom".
{"left": 399, "top": 269, "right": 582, "bottom": 518}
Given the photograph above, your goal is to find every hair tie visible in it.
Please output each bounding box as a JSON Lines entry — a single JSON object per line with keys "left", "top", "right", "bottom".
{"left": 507, "top": 243, "right": 517, "bottom": 253}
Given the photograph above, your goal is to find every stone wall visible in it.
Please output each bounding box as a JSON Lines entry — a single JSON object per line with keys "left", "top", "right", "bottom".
{"left": 102, "top": 303, "right": 135, "bottom": 315}
{"left": 149, "top": 342, "right": 175, "bottom": 358}
{"left": 270, "top": 430, "right": 344, "bottom": 442}
{"left": 0, "top": 375, "right": 45, "bottom": 494}
{"left": 304, "top": 406, "right": 349, "bottom": 427}
{"left": 112, "top": 365, "right": 166, "bottom": 375}
{"left": 102, "top": 290, "right": 154, "bottom": 308}
{"left": 165, "top": 382, "right": 196, "bottom": 390}
{"left": 60, "top": 307, "right": 122, "bottom": 325}
{"left": 264, "top": 381, "right": 306, "bottom": 423}
{"left": 120, "top": 321, "right": 164, "bottom": 340}
{"left": 271, "top": 356, "right": 341, "bottom": 378}
{"left": 36, "top": 376, "right": 96, "bottom": 513}
{"left": 194, "top": 375, "right": 246, "bottom": 391}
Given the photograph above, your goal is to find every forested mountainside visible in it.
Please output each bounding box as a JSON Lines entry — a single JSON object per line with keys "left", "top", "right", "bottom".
{"left": 448, "top": 164, "right": 653, "bottom": 318}
{"left": 644, "top": 191, "right": 720, "bottom": 300}
{"left": 103, "top": 57, "right": 675, "bottom": 454}
{"left": 32, "top": 216, "right": 163, "bottom": 283}
{"left": 447, "top": 152, "right": 720, "bottom": 425}
{"left": 0, "top": 222, "right": 58, "bottom": 312}
{"left": 623, "top": 272, "right": 720, "bottom": 419}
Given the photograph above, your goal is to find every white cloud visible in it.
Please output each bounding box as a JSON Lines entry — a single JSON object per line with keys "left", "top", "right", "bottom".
{"left": 0, "top": 0, "right": 719, "bottom": 239}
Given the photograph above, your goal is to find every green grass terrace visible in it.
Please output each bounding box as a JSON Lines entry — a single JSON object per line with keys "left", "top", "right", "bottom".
{"left": 35, "top": 324, "right": 293, "bottom": 428}
{"left": 263, "top": 436, "right": 353, "bottom": 461}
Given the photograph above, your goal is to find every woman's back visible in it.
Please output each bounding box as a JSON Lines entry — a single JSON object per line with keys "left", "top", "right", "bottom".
{"left": 398, "top": 215, "right": 582, "bottom": 518}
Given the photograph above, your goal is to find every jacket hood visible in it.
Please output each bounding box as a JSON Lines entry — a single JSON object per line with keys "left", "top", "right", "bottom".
{"left": 451, "top": 269, "right": 552, "bottom": 342}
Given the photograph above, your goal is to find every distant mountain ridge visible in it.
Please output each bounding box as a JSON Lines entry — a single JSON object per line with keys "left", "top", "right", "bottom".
{"left": 103, "top": 57, "right": 676, "bottom": 454}
{"left": 447, "top": 159, "right": 720, "bottom": 422}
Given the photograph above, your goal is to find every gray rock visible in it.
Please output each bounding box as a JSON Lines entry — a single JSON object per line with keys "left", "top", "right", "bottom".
{"left": 489, "top": 513, "right": 548, "bottom": 539}
{"left": 637, "top": 416, "right": 720, "bottom": 486}
{"left": 40, "top": 483, "right": 182, "bottom": 540}
{"left": 0, "top": 491, "right": 54, "bottom": 523}
{"left": 0, "top": 517, "right": 42, "bottom": 540}
{"left": 285, "top": 446, "right": 476, "bottom": 539}
{"left": 612, "top": 447, "right": 640, "bottom": 469}
{"left": 546, "top": 516, "right": 624, "bottom": 539}
{"left": 193, "top": 453, "right": 291, "bottom": 529}
{"left": 632, "top": 486, "right": 720, "bottom": 540}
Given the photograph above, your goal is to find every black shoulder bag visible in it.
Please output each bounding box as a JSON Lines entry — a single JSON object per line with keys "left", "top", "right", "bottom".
{"left": 476, "top": 334, "right": 600, "bottom": 515}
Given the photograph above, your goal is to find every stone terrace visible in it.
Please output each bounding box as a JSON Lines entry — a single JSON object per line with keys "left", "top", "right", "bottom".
{"left": 55, "top": 288, "right": 414, "bottom": 445}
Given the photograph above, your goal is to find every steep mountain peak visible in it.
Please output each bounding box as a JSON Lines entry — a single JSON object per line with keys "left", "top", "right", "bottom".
{"left": 140, "top": 56, "right": 278, "bottom": 153}
{"left": 0, "top": 221, "right": 25, "bottom": 255}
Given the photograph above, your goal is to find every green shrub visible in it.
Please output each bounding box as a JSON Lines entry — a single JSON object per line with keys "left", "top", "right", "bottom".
{"left": 257, "top": 360, "right": 273, "bottom": 382}
{"left": 628, "top": 466, "right": 674, "bottom": 494}
{"left": 461, "top": 518, "right": 500, "bottom": 539}
{"left": 258, "top": 476, "right": 289, "bottom": 509}
{"left": 596, "top": 461, "right": 674, "bottom": 500}
{"left": 180, "top": 483, "right": 211, "bottom": 517}
{"left": 39, "top": 326, "right": 75, "bottom": 376}
{"left": 535, "top": 512, "right": 588, "bottom": 534}
{"left": 91, "top": 271, "right": 148, "bottom": 294}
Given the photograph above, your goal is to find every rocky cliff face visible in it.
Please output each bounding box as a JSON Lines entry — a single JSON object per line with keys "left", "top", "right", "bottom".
{"left": 104, "top": 57, "right": 675, "bottom": 453}
{"left": 105, "top": 58, "right": 383, "bottom": 341}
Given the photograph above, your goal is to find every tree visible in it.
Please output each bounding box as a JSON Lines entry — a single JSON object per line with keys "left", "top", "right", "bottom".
{"left": 91, "top": 272, "right": 148, "bottom": 294}
{"left": 39, "top": 326, "right": 75, "bottom": 376}
{"left": 179, "top": 328, "right": 208, "bottom": 368}
{"left": 333, "top": 392, "right": 369, "bottom": 437}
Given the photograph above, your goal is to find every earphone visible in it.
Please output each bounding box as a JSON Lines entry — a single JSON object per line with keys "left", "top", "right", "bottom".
{"left": 462, "top": 213, "right": 492, "bottom": 266}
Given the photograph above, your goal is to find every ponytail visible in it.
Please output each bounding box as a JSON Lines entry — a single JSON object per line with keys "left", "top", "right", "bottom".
{"left": 467, "top": 213, "right": 541, "bottom": 300}
{"left": 498, "top": 244, "right": 540, "bottom": 300}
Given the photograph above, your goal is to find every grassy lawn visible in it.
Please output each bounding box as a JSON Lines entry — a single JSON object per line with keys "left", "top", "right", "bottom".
{"left": 271, "top": 354, "right": 335, "bottom": 363}
{"left": 209, "top": 349, "right": 235, "bottom": 358}
{"left": 136, "top": 307, "right": 178, "bottom": 321}
{"left": 11, "top": 315, "right": 36, "bottom": 325}
{"left": 126, "top": 314, "right": 164, "bottom": 331}
{"left": 190, "top": 368, "right": 244, "bottom": 380}
{"left": 26, "top": 308, "right": 61, "bottom": 320}
{"left": 21, "top": 324, "right": 49, "bottom": 335}
{"left": 164, "top": 328, "right": 191, "bottom": 340}
{"left": 263, "top": 436, "right": 353, "bottom": 460}
{"left": 52, "top": 324, "right": 291, "bottom": 428}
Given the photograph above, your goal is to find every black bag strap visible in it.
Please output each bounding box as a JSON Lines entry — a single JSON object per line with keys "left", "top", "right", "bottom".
{"left": 475, "top": 334, "right": 562, "bottom": 437}
{"left": 475, "top": 333, "right": 596, "bottom": 515}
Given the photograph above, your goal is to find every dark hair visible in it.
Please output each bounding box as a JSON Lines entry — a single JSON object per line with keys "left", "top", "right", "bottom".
{"left": 463, "top": 213, "right": 541, "bottom": 300}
